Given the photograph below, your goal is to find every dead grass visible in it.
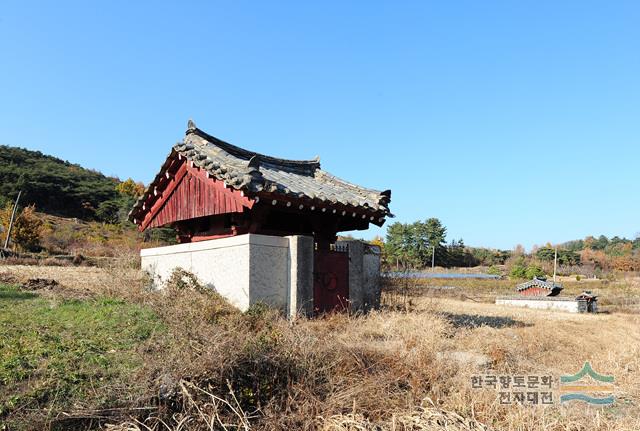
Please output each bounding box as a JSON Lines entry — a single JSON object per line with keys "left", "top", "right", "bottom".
{"left": 382, "top": 275, "right": 640, "bottom": 314}
{"left": 0, "top": 263, "right": 639, "bottom": 430}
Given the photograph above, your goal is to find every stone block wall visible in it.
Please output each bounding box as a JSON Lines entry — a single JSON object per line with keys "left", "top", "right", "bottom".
{"left": 141, "top": 234, "right": 313, "bottom": 314}
{"left": 337, "top": 240, "right": 382, "bottom": 312}
{"left": 495, "top": 297, "right": 581, "bottom": 313}
{"left": 141, "top": 234, "right": 381, "bottom": 317}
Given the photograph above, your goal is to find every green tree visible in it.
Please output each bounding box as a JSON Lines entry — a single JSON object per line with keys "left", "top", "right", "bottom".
{"left": 558, "top": 250, "right": 580, "bottom": 265}
{"left": 385, "top": 222, "right": 420, "bottom": 269}
{"left": 95, "top": 200, "right": 120, "bottom": 224}
{"left": 0, "top": 145, "right": 120, "bottom": 220}
{"left": 94, "top": 178, "right": 146, "bottom": 225}
{"left": 423, "top": 218, "right": 447, "bottom": 250}
{"left": 536, "top": 247, "right": 581, "bottom": 266}
{"left": 469, "top": 248, "right": 511, "bottom": 265}
{"left": 525, "top": 265, "right": 545, "bottom": 279}
{"left": 509, "top": 259, "right": 527, "bottom": 279}
{"left": 446, "top": 238, "right": 474, "bottom": 267}
{"left": 385, "top": 218, "right": 453, "bottom": 268}
{"left": 536, "top": 247, "right": 556, "bottom": 261}
{"left": 594, "top": 235, "right": 609, "bottom": 250}
{"left": 412, "top": 218, "right": 447, "bottom": 266}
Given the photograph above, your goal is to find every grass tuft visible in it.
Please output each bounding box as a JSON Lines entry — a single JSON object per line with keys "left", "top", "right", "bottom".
{"left": 0, "top": 283, "right": 163, "bottom": 429}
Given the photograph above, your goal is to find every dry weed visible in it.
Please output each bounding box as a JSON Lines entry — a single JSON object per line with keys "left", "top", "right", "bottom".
{"left": 1, "top": 264, "right": 639, "bottom": 430}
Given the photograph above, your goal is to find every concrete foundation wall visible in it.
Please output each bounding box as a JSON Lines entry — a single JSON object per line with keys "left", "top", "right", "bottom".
{"left": 141, "top": 234, "right": 311, "bottom": 313}
{"left": 286, "top": 235, "right": 314, "bottom": 318}
{"left": 248, "top": 236, "right": 290, "bottom": 310}
{"left": 141, "top": 234, "right": 381, "bottom": 316}
{"left": 496, "top": 297, "right": 580, "bottom": 313}
{"left": 337, "top": 241, "right": 382, "bottom": 312}
{"left": 141, "top": 235, "right": 253, "bottom": 310}
{"left": 362, "top": 245, "right": 382, "bottom": 310}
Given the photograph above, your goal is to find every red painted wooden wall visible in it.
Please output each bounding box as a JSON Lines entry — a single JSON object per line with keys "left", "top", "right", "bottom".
{"left": 141, "top": 163, "right": 254, "bottom": 230}
{"left": 519, "top": 287, "right": 549, "bottom": 296}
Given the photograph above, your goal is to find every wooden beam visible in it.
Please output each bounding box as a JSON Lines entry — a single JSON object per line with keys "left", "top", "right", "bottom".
{"left": 140, "top": 163, "right": 255, "bottom": 231}
{"left": 140, "top": 163, "right": 188, "bottom": 231}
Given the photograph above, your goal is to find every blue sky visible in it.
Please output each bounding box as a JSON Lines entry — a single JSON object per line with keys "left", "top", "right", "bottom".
{"left": 1, "top": 1, "right": 638, "bottom": 250}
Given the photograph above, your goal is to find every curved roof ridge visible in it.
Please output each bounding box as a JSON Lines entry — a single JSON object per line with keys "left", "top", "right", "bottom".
{"left": 188, "top": 127, "right": 321, "bottom": 171}
{"left": 316, "top": 168, "right": 384, "bottom": 195}
{"left": 129, "top": 122, "right": 392, "bottom": 227}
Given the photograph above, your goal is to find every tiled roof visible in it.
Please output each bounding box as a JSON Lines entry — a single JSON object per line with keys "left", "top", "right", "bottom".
{"left": 130, "top": 120, "right": 392, "bottom": 221}
{"left": 516, "top": 277, "right": 563, "bottom": 292}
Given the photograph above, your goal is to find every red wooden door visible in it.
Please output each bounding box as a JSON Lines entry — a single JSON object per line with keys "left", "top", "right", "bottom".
{"left": 313, "top": 250, "right": 349, "bottom": 314}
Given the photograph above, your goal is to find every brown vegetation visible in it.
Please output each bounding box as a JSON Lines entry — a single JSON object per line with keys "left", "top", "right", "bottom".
{"left": 1, "top": 212, "right": 176, "bottom": 260}
{"left": 0, "top": 203, "right": 43, "bottom": 251}
{"left": 1, "top": 262, "right": 639, "bottom": 430}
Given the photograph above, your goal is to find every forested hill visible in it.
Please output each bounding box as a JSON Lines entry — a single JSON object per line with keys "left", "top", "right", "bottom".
{"left": 0, "top": 145, "right": 135, "bottom": 221}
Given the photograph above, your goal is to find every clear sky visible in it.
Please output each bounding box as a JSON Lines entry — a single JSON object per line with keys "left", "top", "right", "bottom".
{"left": 1, "top": 1, "right": 638, "bottom": 250}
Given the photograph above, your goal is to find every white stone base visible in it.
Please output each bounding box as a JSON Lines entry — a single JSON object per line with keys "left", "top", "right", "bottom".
{"left": 140, "top": 234, "right": 382, "bottom": 317}
{"left": 141, "top": 234, "right": 313, "bottom": 315}
{"left": 496, "top": 297, "right": 581, "bottom": 313}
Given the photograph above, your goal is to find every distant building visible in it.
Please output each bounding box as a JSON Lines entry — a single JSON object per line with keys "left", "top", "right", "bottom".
{"left": 575, "top": 291, "right": 598, "bottom": 313}
{"left": 130, "top": 120, "right": 391, "bottom": 316}
{"left": 515, "top": 276, "right": 563, "bottom": 297}
{"left": 496, "top": 277, "right": 598, "bottom": 313}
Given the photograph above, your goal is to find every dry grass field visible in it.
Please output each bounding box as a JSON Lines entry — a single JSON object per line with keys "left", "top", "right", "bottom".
{"left": 1, "top": 262, "right": 639, "bottom": 430}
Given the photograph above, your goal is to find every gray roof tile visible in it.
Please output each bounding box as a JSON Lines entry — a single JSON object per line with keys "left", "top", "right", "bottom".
{"left": 130, "top": 121, "right": 392, "bottom": 220}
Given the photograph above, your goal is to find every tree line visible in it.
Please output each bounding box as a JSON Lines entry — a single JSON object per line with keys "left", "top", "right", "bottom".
{"left": 382, "top": 218, "right": 511, "bottom": 269}
{"left": 0, "top": 145, "right": 143, "bottom": 223}
{"left": 381, "top": 217, "right": 640, "bottom": 273}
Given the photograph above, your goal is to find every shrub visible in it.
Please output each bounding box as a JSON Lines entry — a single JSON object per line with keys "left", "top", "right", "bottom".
{"left": 509, "top": 263, "right": 527, "bottom": 279}
{"left": 166, "top": 267, "right": 207, "bottom": 293}
{"left": 227, "top": 331, "right": 301, "bottom": 412}
{"left": 524, "top": 265, "right": 545, "bottom": 279}
{"left": 162, "top": 268, "right": 238, "bottom": 323}
{"left": 487, "top": 265, "right": 502, "bottom": 276}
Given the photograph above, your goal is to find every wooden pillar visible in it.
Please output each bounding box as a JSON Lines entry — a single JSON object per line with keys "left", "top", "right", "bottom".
{"left": 312, "top": 214, "right": 338, "bottom": 250}
{"left": 314, "top": 228, "right": 337, "bottom": 250}
{"left": 315, "top": 235, "right": 333, "bottom": 251}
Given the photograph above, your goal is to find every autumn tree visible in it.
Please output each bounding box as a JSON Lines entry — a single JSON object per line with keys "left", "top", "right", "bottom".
{"left": 116, "top": 178, "right": 145, "bottom": 199}
{"left": 96, "top": 178, "right": 146, "bottom": 224}
{"left": 0, "top": 203, "right": 43, "bottom": 251}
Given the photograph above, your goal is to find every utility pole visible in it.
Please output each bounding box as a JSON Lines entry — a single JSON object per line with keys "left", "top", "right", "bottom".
{"left": 3, "top": 190, "right": 22, "bottom": 250}
{"left": 553, "top": 247, "right": 558, "bottom": 282}
{"left": 431, "top": 245, "right": 435, "bottom": 270}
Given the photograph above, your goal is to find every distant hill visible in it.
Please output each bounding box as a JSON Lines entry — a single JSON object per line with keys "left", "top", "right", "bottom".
{"left": 0, "top": 145, "right": 124, "bottom": 221}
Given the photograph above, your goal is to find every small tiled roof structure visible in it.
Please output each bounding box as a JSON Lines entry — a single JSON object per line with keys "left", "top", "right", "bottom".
{"left": 575, "top": 291, "right": 597, "bottom": 301}
{"left": 129, "top": 120, "right": 392, "bottom": 243}
{"left": 575, "top": 291, "right": 598, "bottom": 313}
{"left": 516, "top": 277, "right": 563, "bottom": 297}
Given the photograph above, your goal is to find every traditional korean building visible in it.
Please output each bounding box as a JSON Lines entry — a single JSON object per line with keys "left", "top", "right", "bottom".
{"left": 515, "top": 277, "right": 563, "bottom": 297}
{"left": 130, "top": 120, "right": 391, "bottom": 247}
{"left": 130, "top": 120, "right": 391, "bottom": 316}
{"left": 496, "top": 278, "right": 599, "bottom": 313}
